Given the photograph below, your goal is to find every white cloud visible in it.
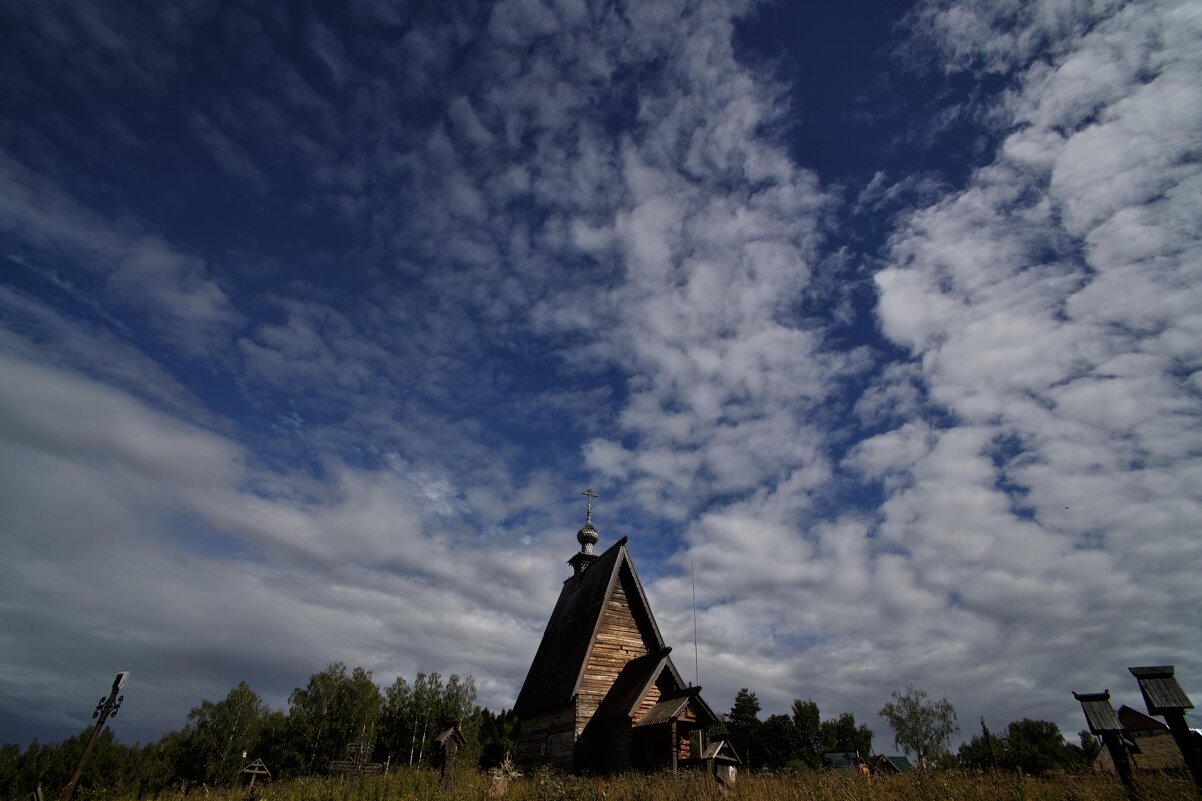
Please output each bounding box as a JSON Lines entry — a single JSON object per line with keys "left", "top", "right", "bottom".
{"left": 4, "top": 0, "right": 1200, "bottom": 750}
{"left": 0, "top": 347, "right": 578, "bottom": 739}
{"left": 869, "top": 0, "right": 1202, "bottom": 735}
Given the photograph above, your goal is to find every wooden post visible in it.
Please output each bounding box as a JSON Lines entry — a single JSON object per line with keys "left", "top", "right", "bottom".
{"left": 1074, "top": 691, "right": 1138, "bottom": 801}
{"left": 60, "top": 672, "right": 129, "bottom": 801}
{"left": 1102, "top": 732, "right": 1140, "bottom": 800}
{"left": 1160, "top": 710, "right": 1202, "bottom": 790}
{"left": 434, "top": 721, "right": 466, "bottom": 792}
{"left": 670, "top": 721, "right": 678, "bottom": 773}
{"left": 1128, "top": 666, "right": 1202, "bottom": 790}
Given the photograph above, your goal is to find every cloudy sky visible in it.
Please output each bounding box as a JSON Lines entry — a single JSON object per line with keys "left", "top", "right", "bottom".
{"left": 2, "top": 0, "right": 1200, "bottom": 749}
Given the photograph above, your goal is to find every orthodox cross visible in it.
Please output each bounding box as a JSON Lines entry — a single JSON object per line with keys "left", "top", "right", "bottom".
{"left": 582, "top": 488, "right": 597, "bottom": 523}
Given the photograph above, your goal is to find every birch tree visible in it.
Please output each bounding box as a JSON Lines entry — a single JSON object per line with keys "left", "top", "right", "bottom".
{"left": 878, "top": 684, "right": 959, "bottom": 768}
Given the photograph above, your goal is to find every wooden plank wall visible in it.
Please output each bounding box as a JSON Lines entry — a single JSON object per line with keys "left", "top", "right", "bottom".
{"left": 576, "top": 566, "right": 654, "bottom": 733}
{"left": 632, "top": 675, "right": 666, "bottom": 723}
{"left": 516, "top": 704, "right": 576, "bottom": 771}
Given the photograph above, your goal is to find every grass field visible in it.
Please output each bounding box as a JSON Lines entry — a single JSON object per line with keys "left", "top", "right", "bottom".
{"left": 68, "top": 766, "right": 1194, "bottom": 801}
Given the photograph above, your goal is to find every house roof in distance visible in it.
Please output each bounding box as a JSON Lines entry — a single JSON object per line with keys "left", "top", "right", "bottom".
{"left": 1118, "top": 704, "right": 1170, "bottom": 735}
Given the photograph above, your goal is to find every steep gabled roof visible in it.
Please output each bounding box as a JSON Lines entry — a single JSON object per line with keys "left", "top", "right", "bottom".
{"left": 514, "top": 537, "right": 667, "bottom": 716}
{"left": 592, "top": 649, "right": 675, "bottom": 722}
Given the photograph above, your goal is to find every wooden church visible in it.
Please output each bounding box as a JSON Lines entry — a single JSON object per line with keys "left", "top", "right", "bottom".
{"left": 513, "top": 493, "right": 739, "bottom": 775}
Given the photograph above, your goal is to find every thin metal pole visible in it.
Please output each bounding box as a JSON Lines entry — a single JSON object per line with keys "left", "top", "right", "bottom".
{"left": 691, "top": 560, "right": 699, "bottom": 687}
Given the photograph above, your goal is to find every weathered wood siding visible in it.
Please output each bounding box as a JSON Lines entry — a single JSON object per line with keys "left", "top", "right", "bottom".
{"left": 516, "top": 704, "right": 576, "bottom": 771}
{"left": 578, "top": 719, "right": 633, "bottom": 774}
{"left": 576, "top": 564, "right": 657, "bottom": 733}
{"left": 632, "top": 674, "right": 666, "bottom": 723}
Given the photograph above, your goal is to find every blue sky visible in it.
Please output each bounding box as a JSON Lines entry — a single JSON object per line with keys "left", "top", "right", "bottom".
{"left": 2, "top": 0, "right": 1201, "bottom": 749}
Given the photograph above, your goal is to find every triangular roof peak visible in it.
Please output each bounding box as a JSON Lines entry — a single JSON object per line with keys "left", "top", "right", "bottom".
{"left": 514, "top": 536, "right": 667, "bottom": 717}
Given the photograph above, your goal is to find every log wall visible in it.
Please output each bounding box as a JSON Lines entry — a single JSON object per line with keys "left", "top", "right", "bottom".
{"left": 516, "top": 704, "right": 576, "bottom": 771}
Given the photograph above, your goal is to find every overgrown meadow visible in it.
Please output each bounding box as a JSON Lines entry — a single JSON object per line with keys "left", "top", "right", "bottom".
{"left": 60, "top": 765, "right": 1193, "bottom": 801}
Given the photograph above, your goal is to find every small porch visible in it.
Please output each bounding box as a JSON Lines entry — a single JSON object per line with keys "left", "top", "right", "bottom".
{"left": 631, "top": 689, "right": 736, "bottom": 780}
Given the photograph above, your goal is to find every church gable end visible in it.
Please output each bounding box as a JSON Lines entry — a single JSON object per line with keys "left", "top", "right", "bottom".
{"left": 514, "top": 493, "right": 728, "bottom": 776}
{"left": 577, "top": 560, "right": 661, "bottom": 726}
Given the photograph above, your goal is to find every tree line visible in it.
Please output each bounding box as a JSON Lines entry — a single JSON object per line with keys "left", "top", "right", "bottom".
{"left": 722, "top": 688, "right": 875, "bottom": 770}
{"left": 723, "top": 683, "right": 1101, "bottom": 776}
{"left": 2, "top": 673, "right": 1108, "bottom": 798}
{"left": 958, "top": 719, "right": 1101, "bottom": 774}
{"left": 0, "top": 663, "right": 517, "bottom": 799}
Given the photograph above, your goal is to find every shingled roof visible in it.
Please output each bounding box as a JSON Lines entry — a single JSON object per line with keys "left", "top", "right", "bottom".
{"left": 514, "top": 536, "right": 667, "bottom": 716}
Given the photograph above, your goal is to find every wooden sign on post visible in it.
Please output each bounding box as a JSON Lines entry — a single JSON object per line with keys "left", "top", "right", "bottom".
{"left": 1128, "top": 666, "right": 1202, "bottom": 790}
{"left": 1074, "top": 690, "right": 1139, "bottom": 801}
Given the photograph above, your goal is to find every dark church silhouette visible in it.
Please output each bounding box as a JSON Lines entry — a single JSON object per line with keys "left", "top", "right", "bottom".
{"left": 513, "top": 495, "right": 739, "bottom": 776}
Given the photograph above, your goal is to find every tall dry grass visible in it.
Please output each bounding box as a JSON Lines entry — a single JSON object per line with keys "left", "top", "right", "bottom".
{"left": 74, "top": 766, "right": 1193, "bottom": 801}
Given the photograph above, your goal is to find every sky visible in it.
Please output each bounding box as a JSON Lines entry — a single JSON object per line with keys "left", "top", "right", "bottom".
{"left": 2, "top": 0, "right": 1200, "bottom": 751}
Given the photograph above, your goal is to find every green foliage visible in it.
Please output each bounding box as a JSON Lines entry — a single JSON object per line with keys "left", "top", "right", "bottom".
{"left": 0, "top": 665, "right": 491, "bottom": 798}
{"left": 373, "top": 670, "right": 482, "bottom": 769}
{"left": 286, "top": 662, "right": 382, "bottom": 775}
{"left": 376, "top": 674, "right": 412, "bottom": 765}
{"left": 179, "top": 680, "right": 270, "bottom": 785}
{"left": 878, "top": 684, "right": 959, "bottom": 767}
{"left": 959, "top": 719, "right": 1097, "bottom": 775}
{"left": 0, "top": 727, "right": 147, "bottom": 800}
{"left": 476, "top": 707, "right": 518, "bottom": 769}
{"left": 791, "top": 699, "right": 823, "bottom": 768}
{"left": 760, "top": 714, "right": 802, "bottom": 767}
{"left": 728, "top": 688, "right": 762, "bottom": 731}
{"left": 818, "top": 711, "right": 874, "bottom": 760}
{"left": 724, "top": 692, "right": 873, "bottom": 772}
{"left": 1078, "top": 730, "right": 1101, "bottom": 763}
{"left": 725, "top": 688, "right": 763, "bottom": 768}
{"left": 1005, "top": 719, "right": 1075, "bottom": 775}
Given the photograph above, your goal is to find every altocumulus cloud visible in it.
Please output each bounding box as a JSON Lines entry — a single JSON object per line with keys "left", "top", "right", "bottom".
{"left": 864, "top": 0, "right": 1202, "bottom": 729}
{"left": 0, "top": 0, "right": 1199, "bottom": 747}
